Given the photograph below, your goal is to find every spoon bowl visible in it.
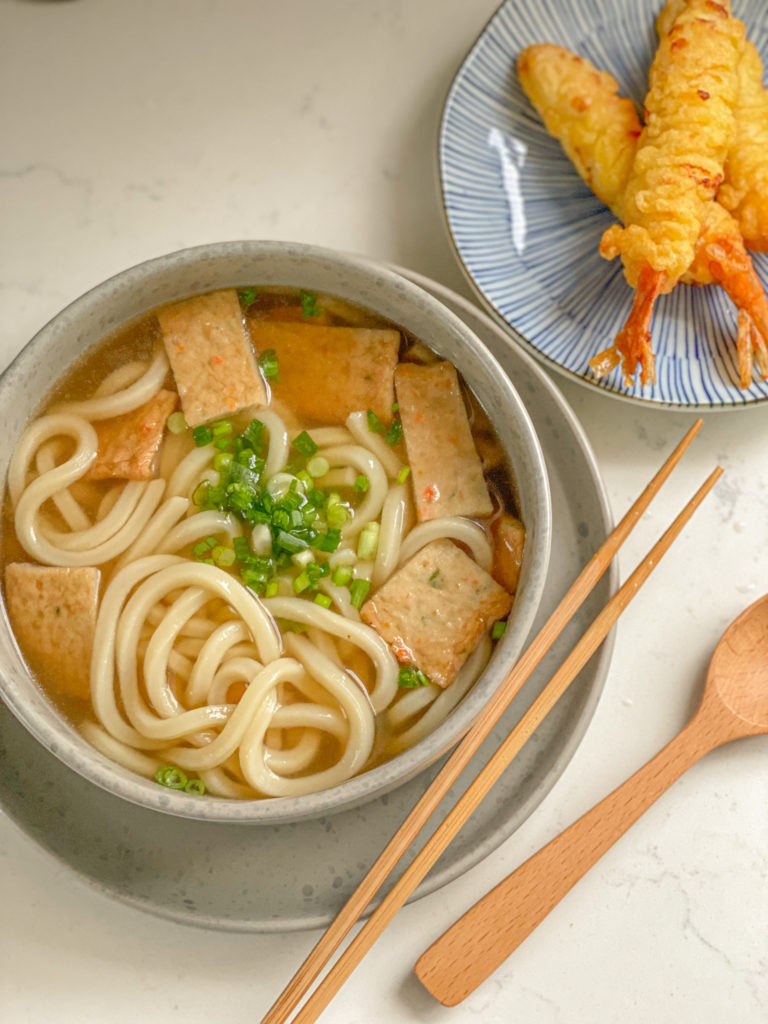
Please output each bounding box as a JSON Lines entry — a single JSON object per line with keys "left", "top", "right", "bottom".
{"left": 705, "top": 594, "right": 768, "bottom": 729}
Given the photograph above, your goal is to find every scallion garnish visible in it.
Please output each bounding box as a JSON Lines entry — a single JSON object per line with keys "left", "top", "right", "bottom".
{"left": 307, "top": 456, "right": 329, "bottom": 478}
{"left": 191, "top": 536, "right": 218, "bottom": 559}
{"left": 385, "top": 418, "right": 403, "bottom": 446}
{"left": 192, "top": 425, "right": 213, "bottom": 447}
{"left": 238, "top": 287, "right": 258, "bottom": 311}
{"left": 292, "top": 430, "right": 319, "bottom": 456}
{"left": 167, "top": 411, "right": 188, "bottom": 434}
{"left": 276, "top": 530, "right": 310, "bottom": 554}
{"left": 314, "top": 592, "right": 332, "bottom": 609}
{"left": 349, "top": 578, "right": 371, "bottom": 609}
{"left": 326, "top": 497, "right": 349, "bottom": 526}
{"left": 276, "top": 618, "right": 308, "bottom": 634}
{"left": 154, "top": 765, "right": 189, "bottom": 790}
{"left": 212, "top": 546, "right": 236, "bottom": 568}
{"left": 258, "top": 348, "right": 280, "bottom": 380}
{"left": 213, "top": 452, "right": 233, "bottom": 474}
{"left": 300, "top": 289, "right": 321, "bottom": 318}
{"left": 242, "top": 418, "right": 266, "bottom": 450}
{"left": 398, "top": 666, "right": 431, "bottom": 689}
{"left": 366, "top": 409, "right": 384, "bottom": 434}
{"left": 492, "top": 620, "right": 507, "bottom": 640}
{"left": 315, "top": 527, "right": 342, "bottom": 553}
{"left": 184, "top": 778, "right": 206, "bottom": 795}
{"left": 357, "top": 522, "right": 380, "bottom": 561}
{"left": 332, "top": 565, "right": 353, "bottom": 587}
{"left": 397, "top": 465, "right": 411, "bottom": 484}
{"left": 354, "top": 475, "right": 369, "bottom": 493}
{"left": 293, "top": 571, "right": 311, "bottom": 594}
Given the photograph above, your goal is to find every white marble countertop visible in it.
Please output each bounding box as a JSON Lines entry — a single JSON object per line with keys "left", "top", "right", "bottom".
{"left": 0, "top": 1, "right": 765, "bottom": 1021}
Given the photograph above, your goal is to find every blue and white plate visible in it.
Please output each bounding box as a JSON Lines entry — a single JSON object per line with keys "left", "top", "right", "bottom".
{"left": 439, "top": 0, "right": 768, "bottom": 409}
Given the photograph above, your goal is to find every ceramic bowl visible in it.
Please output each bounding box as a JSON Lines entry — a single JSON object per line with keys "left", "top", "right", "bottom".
{"left": 0, "top": 240, "right": 551, "bottom": 823}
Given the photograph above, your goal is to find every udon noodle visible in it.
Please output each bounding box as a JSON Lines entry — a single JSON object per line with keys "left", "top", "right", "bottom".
{"left": 1, "top": 286, "right": 525, "bottom": 799}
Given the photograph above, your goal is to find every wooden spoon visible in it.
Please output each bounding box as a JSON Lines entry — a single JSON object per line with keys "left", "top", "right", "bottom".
{"left": 415, "top": 594, "right": 768, "bottom": 1006}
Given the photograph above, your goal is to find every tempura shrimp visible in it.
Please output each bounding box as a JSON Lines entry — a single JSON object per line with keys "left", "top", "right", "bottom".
{"left": 518, "top": 42, "right": 768, "bottom": 387}
{"left": 595, "top": 0, "right": 743, "bottom": 385}
{"left": 719, "top": 40, "right": 768, "bottom": 251}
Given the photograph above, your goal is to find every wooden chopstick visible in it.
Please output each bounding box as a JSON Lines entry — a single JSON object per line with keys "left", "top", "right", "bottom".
{"left": 261, "top": 420, "right": 705, "bottom": 1024}
{"left": 284, "top": 464, "right": 722, "bottom": 1023}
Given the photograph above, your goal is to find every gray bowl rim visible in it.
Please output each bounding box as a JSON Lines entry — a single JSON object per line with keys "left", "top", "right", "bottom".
{"left": 0, "top": 239, "right": 552, "bottom": 824}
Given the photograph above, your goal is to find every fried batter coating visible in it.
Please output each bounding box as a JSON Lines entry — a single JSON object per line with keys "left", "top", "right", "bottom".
{"left": 519, "top": 36, "right": 768, "bottom": 387}
{"left": 660, "top": 1, "right": 768, "bottom": 251}
{"left": 601, "top": 0, "right": 743, "bottom": 290}
{"left": 719, "top": 40, "right": 768, "bottom": 251}
{"left": 517, "top": 45, "right": 640, "bottom": 217}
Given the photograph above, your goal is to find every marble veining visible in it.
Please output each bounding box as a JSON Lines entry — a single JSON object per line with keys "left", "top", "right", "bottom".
{"left": 1, "top": 1, "right": 766, "bottom": 1022}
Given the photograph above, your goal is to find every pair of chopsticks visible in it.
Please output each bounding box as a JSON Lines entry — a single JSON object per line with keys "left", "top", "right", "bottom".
{"left": 263, "top": 419, "right": 719, "bottom": 1024}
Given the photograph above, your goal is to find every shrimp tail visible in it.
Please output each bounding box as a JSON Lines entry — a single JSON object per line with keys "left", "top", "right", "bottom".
{"left": 736, "top": 310, "right": 768, "bottom": 387}
{"left": 589, "top": 266, "right": 665, "bottom": 387}
{"left": 704, "top": 236, "right": 768, "bottom": 383}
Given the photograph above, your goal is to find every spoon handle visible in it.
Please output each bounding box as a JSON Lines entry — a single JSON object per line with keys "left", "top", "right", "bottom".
{"left": 415, "top": 708, "right": 728, "bottom": 1006}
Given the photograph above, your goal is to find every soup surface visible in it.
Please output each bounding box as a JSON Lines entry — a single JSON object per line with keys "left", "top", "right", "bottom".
{"left": 1, "top": 286, "right": 525, "bottom": 799}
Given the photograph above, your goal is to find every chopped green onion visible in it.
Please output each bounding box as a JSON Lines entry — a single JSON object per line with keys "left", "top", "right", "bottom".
{"left": 428, "top": 568, "right": 443, "bottom": 589}
{"left": 326, "top": 493, "right": 349, "bottom": 527}
{"left": 276, "top": 530, "right": 309, "bottom": 554}
{"left": 184, "top": 778, "right": 206, "bottom": 795}
{"left": 492, "top": 620, "right": 507, "bottom": 640}
{"left": 265, "top": 580, "right": 279, "bottom": 598}
{"left": 315, "top": 527, "right": 342, "bottom": 553}
{"left": 258, "top": 348, "right": 280, "bottom": 380}
{"left": 238, "top": 287, "right": 258, "bottom": 311}
{"left": 212, "top": 419, "right": 233, "bottom": 437}
{"left": 357, "top": 522, "right": 380, "bottom": 560}
{"left": 213, "top": 452, "right": 233, "bottom": 473}
{"left": 293, "top": 571, "right": 311, "bottom": 594}
{"left": 397, "top": 465, "right": 411, "bottom": 484}
{"left": 191, "top": 536, "right": 218, "bottom": 558}
{"left": 398, "top": 666, "right": 431, "bottom": 689}
{"left": 242, "top": 419, "right": 265, "bottom": 450}
{"left": 349, "top": 578, "right": 371, "bottom": 609}
{"left": 385, "top": 418, "right": 403, "bottom": 446}
{"left": 326, "top": 504, "right": 349, "bottom": 527}
{"left": 314, "top": 592, "right": 332, "bottom": 609}
{"left": 212, "top": 546, "right": 236, "bottom": 568}
{"left": 154, "top": 765, "right": 188, "bottom": 790}
{"left": 277, "top": 618, "right": 308, "bottom": 634}
{"left": 391, "top": 402, "right": 399, "bottom": 413}
{"left": 292, "top": 430, "right": 319, "bottom": 456}
{"left": 354, "top": 475, "right": 369, "bottom": 493}
{"left": 307, "top": 456, "right": 329, "bottom": 478}
{"left": 167, "top": 411, "right": 188, "bottom": 434}
{"left": 300, "top": 289, "right": 321, "bottom": 318}
{"left": 366, "top": 409, "right": 384, "bottom": 434}
{"left": 192, "top": 425, "right": 213, "bottom": 447}
{"left": 332, "top": 565, "right": 353, "bottom": 587}
{"left": 297, "top": 469, "right": 313, "bottom": 489}
{"left": 233, "top": 536, "right": 251, "bottom": 560}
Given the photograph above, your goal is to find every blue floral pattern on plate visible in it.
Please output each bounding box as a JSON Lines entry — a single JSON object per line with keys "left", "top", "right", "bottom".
{"left": 439, "top": 0, "right": 768, "bottom": 408}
